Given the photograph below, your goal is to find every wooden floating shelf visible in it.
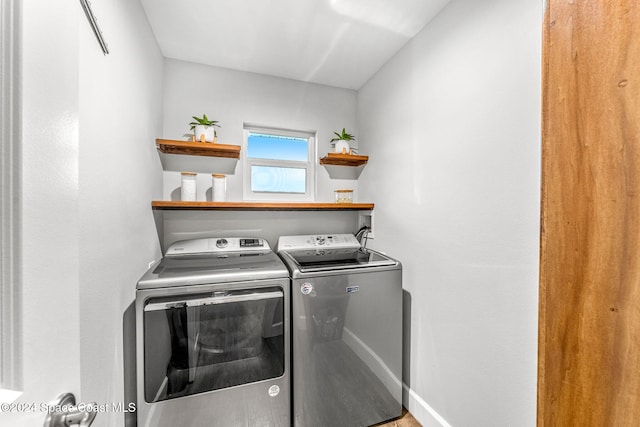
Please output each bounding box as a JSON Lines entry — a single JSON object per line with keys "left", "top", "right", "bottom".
{"left": 319, "top": 152, "right": 369, "bottom": 167}
{"left": 155, "top": 138, "right": 240, "bottom": 174}
{"left": 320, "top": 153, "right": 368, "bottom": 179}
{"left": 156, "top": 138, "right": 241, "bottom": 159}
{"left": 152, "top": 201, "right": 374, "bottom": 211}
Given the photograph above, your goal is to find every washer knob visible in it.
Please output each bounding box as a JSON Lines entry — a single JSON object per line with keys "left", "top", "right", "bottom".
{"left": 216, "top": 238, "right": 228, "bottom": 248}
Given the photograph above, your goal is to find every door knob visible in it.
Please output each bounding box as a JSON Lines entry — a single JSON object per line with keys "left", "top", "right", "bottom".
{"left": 43, "top": 393, "right": 96, "bottom": 427}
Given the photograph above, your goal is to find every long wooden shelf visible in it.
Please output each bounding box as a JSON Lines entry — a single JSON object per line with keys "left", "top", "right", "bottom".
{"left": 319, "top": 152, "right": 369, "bottom": 167}
{"left": 152, "top": 201, "right": 374, "bottom": 211}
{"left": 156, "top": 138, "right": 241, "bottom": 159}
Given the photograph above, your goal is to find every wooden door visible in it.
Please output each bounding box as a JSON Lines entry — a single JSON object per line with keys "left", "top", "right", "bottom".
{"left": 539, "top": 0, "right": 640, "bottom": 425}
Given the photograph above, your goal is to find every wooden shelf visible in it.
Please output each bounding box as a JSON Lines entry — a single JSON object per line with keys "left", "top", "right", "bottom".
{"left": 156, "top": 139, "right": 241, "bottom": 159}
{"left": 320, "top": 153, "right": 368, "bottom": 179}
{"left": 319, "top": 152, "right": 368, "bottom": 167}
{"left": 152, "top": 201, "right": 374, "bottom": 211}
{"left": 156, "top": 138, "right": 240, "bottom": 174}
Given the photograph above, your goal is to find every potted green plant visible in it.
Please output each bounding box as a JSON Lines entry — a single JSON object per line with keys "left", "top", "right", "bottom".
{"left": 330, "top": 128, "right": 355, "bottom": 154}
{"left": 189, "top": 114, "right": 220, "bottom": 143}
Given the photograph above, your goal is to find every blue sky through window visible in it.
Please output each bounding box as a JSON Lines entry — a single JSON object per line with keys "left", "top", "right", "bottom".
{"left": 247, "top": 133, "right": 308, "bottom": 161}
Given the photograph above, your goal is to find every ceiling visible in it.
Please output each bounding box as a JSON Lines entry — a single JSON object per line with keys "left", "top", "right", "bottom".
{"left": 140, "top": 0, "right": 451, "bottom": 90}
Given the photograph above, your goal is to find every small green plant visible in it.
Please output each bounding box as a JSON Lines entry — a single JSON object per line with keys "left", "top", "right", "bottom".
{"left": 330, "top": 128, "right": 355, "bottom": 143}
{"left": 189, "top": 114, "right": 220, "bottom": 131}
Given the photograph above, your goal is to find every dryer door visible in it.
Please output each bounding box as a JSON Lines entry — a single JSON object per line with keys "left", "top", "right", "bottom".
{"left": 142, "top": 286, "right": 285, "bottom": 402}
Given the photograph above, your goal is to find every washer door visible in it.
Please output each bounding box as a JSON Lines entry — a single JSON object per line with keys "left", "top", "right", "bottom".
{"left": 142, "top": 287, "right": 285, "bottom": 403}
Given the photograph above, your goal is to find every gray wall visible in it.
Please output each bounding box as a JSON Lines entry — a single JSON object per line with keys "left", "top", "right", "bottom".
{"left": 357, "top": 0, "right": 542, "bottom": 425}
{"left": 162, "top": 59, "right": 359, "bottom": 203}
{"left": 78, "top": 0, "right": 164, "bottom": 424}
{"left": 162, "top": 210, "right": 360, "bottom": 251}
{"left": 19, "top": 2, "right": 542, "bottom": 426}
{"left": 159, "top": 59, "right": 364, "bottom": 249}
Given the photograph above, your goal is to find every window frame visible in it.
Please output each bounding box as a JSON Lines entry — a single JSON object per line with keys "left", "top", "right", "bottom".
{"left": 242, "top": 125, "right": 316, "bottom": 202}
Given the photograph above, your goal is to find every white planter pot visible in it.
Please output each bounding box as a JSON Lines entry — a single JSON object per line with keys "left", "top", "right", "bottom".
{"left": 194, "top": 125, "right": 215, "bottom": 143}
{"left": 334, "top": 140, "right": 350, "bottom": 154}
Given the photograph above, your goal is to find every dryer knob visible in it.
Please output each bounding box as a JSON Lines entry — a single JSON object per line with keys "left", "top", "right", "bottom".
{"left": 216, "top": 238, "right": 228, "bottom": 248}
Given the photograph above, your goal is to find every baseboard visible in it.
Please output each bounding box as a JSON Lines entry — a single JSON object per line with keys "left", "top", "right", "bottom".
{"left": 402, "top": 383, "right": 452, "bottom": 427}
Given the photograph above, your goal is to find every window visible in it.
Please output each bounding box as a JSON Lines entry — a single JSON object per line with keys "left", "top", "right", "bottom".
{"left": 243, "top": 126, "right": 316, "bottom": 201}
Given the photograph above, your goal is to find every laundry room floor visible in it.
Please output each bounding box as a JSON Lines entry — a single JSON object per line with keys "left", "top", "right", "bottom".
{"left": 373, "top": 408, "right": 422, "bottom": 427}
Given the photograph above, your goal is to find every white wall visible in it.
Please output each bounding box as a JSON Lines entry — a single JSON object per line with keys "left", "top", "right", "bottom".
{"left": 78, "top": 0, "right": 164, "bottom": 425}
{"left": 357, "top": 0, "right": 541, "bottom": 426}
{"left": 162, "top": 59, "right": 359, "bottom": 203}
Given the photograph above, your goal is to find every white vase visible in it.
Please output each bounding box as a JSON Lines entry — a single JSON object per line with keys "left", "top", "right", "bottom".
{"left": 180, "top": 172, "right": 197, "bottom": 201}
{"left": 194, "top": 125, "right": 215, "bottom": 143}
{"left": 334, "top": 140, "right": 350, "bottom": 154}
{"left": 211, "top": 174, "right": 227, "bottom": 202}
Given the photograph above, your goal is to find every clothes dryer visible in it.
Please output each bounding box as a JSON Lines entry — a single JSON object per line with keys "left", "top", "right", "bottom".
{"left": 136, "top": 237, "right": 290, "bottom": 427}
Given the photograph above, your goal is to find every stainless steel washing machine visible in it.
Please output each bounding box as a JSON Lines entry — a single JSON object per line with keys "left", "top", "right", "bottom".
{"left": 136, "top": 237, "right": 290, "bottom": 427}
{"left": 277, "top": 234, "right": 402, "bottom": 427}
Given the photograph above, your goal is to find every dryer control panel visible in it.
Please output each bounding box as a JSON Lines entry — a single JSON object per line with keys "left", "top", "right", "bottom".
{"left": 166, "top": 237, "right": 269, "bottom": 255}
{"left": 277, "top": 234, "right": 360, "bottom": 251}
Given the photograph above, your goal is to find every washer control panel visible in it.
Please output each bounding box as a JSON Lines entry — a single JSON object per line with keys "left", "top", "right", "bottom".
{"left": 166, "top": 237, "right": 269, "bottom": 255}
{"left": 277, "top": 234, "right": 360, "bottom": 251}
